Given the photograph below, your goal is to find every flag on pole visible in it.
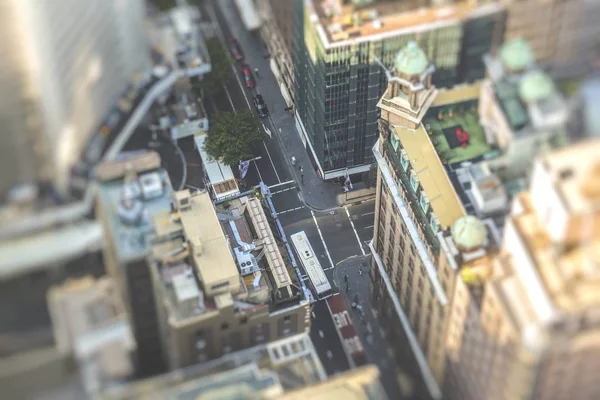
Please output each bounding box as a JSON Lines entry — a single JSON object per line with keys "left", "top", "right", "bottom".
{"left": 239, "top": 160, "right": 251, "bottom": 179}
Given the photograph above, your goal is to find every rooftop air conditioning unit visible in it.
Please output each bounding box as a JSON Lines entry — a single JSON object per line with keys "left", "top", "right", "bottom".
{"left": 140, "top": 172, "right": 163, "bottom": 200}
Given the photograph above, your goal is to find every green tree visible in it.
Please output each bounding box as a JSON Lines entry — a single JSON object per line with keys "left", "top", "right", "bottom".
{"left": 197, "top": 37, "right": 234, "bottom": 97}
{"left": 204, "top": 111, "right": 266, "bottom": 166}
{"left": 362, "top": 164, "right": 378, "bottom": 188}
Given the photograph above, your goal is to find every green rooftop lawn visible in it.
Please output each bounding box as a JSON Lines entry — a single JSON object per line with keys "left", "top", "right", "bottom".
{"left": 424, "top": 103, "right": 492, "bottom": 165}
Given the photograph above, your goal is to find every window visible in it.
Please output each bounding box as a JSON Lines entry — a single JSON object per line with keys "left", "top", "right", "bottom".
{"left": 284, "top": 315, "right": 292, "bottom": 323}
{"left": 420, "top": 191, "right": 430, "bottom": 213}
{"left": 390, "top": 127, "right": 400, "bottom": 152}
{"left": 430, "top": 214, "right": 440, "bottom": 234}
{"left": 400, "top": 149, "right": 409, "bottom": 171}
{"left": 410, "top": 170, "right": 420, "bottom": 192}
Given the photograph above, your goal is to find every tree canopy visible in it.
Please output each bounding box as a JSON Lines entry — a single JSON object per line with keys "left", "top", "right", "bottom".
{"left": 204, "top": 111, "right": 267, "bottom": 166}
{"left": 196, "top": 37, "right": 234, "bottom": 97}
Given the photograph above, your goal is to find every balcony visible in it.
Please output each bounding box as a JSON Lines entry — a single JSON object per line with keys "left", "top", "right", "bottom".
{"left": 383, "top": 139, "right": 440, "bottom": 256}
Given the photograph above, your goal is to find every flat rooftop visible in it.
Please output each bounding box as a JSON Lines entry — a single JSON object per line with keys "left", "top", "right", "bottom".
{"left": 100, "top": 333, "right": 326, "bottom": 400}
{"left": 313, "top": 0, "right": 502, "bottom": 46}
{"left": 98, "top": 169, "right": 173, "bottom": 262}
{"left": 167, "top": 79, "right": 206, "bottom": 126}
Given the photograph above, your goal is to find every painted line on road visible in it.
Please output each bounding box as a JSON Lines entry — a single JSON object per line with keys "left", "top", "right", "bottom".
{"left": 186, "top": 184, "right": 204, "bottom": 192}
{"left": 310, "top": 210, "right": 336, "bottom": 270}
{"left": 365, "top": 225, "right": 374, "bottom": 229}
{"left": 361, "top": 211, "right": 375, "bottom": 217}
{"left": 263, "top": 141, "right": 281, "bottom": 183}
{"left": 253, "top": 159, "right": 264, "bottom": 183}
{"left": 269, "top": 180, "right": 295, "bottom": 189}
{"left": 223, "top": 85, "right": 236, "bottom": 112}
{"left": 323, "top": 266, "right": 334, "bottom": 271}
{"left": 345, "top": 206, "right": 366, "bottom": 256}
{"left": 271, "top": 187, "right": 296, "bottom": 195}
{"left": 276, "top": 206, "right": 305, "bottom": 216}
{"left": 186, "top": 163, "right": 203, "bottom": 167}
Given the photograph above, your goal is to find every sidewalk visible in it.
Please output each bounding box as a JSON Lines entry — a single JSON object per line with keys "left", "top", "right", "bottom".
{"left": 214, "top": 0, "right": 342, "bottom": 211}
{"left": 333, "top": 255, "right": 418, "bottom": 400}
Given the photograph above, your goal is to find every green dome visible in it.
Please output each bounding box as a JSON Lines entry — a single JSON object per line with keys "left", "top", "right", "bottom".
{"left": 500, "top": 38, "right": 534, "bottom": 72}
{"left": 395, "top": 41, "right": 429, "bottom": 76}
{"left": 451, "top": 216, "right": 487, "bottom": 251}
{"left": 519, "top": 70, "right": 555, "bottom": 103}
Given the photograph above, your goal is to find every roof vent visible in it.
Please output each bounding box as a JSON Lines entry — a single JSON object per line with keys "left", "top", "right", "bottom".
{"left": 140, "top": 172, "right": 164, "bottom": 200}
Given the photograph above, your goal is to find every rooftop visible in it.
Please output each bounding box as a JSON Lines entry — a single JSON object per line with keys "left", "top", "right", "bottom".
{"left": 194, "top": 133, "right": 239, "bottom": 199}
{"left": 424, "top": 100, "right": 493, "bottom": 166}
{"left": 97, "top": 154, "right": 173, "bottom": 262}
{"left": 100, "top": 333, "right": 327, "bottom": 400}
{"left": 392, "top": 123, "right": 465, "bottom": 229}
{"left": 279, "top": 365, "right": 388, "bottom": 400}
{"left": 313, "top": 0, "right": 502, "bottom": 46}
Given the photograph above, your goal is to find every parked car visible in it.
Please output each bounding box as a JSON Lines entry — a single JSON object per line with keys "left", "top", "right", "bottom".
{"left": 253, "top": 94, "right": 269, "bottom": 118}
{"left": 241, "top": 64, "right": 255, "bottom": 88}
{"left": 227, "top": 38, "right": 244, "bottom": 61}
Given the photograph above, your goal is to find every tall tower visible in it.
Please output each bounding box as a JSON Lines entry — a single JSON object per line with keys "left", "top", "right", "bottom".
{"left": 0, "top": 0, "right": 150, "bottom": 196}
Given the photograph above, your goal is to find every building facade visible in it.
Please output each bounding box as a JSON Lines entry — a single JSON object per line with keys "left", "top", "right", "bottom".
{"left": 502, "top": 0, "right": 600, "bottom": 78}
{"left": 369, "top": 38, "right": 575, "bottom": 400}
{"left": 444, "top": 139, "right": 600, "bottom": 400}
{"left": 149, "top": 190, "right": 311, "bottom": 370}
{"left": 0, "top": 0, "right": 150, "bottom": 195}
{"left": 293, "top": 0, "right": 505, "bottom": 179}
{"left": 258, "top": 0, "right": 295, "bottom": 105}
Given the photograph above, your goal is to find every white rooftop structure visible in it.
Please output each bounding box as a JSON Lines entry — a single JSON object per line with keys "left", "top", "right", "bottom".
{"left": 194, "top": 134, "right": 239, "bottom": 201}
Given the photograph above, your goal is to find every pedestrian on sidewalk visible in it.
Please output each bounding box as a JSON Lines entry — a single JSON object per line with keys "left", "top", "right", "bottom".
{"left": 291, "top": 156, "right": 296, "bottom": 166}
{"left": 301, "top": 173, "right": 304, "bottom": 185}
{"left": 254, "top": 67, "right": 260, "bottom": 78}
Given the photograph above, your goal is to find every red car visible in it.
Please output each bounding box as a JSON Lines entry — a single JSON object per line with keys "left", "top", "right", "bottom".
{"left": 241, "top": 64, "right": 255, "bottom": 88}
{"left": 227, "top": 38, "right": 244, "bottom": 61}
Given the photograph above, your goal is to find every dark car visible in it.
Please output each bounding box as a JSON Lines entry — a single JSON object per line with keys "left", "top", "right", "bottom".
{"left": 241, "top": 64, "right": 255, "bottom": 88}
{"left": 253, "top": 95, "right": 269, "bottom": 118}
{"left": 227, "top": 38, "right": 244, "bottom": 61}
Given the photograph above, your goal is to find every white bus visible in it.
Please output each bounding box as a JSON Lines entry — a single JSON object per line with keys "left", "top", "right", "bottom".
{"left": 234, "top": 0, "right": 262, "bottom": 32}
{"left": 290, "top": 231, "right": 332, "bottom": 298}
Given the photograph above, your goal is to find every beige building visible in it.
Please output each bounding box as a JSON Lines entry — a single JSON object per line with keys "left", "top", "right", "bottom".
{"left": 257, "top": 0, "right": 295, "bottom": 106}
{"left": 502, "top": 0, "right": 600, "bottom": 78}
{"left": 149, "top": 189, "right": 310, "bottom": 370}
{"left": 444, "top": 139, "right": 600, "bottom": 400}
{"left": 96, "top": 152, "right": 310, "bottom": 376}
{"left": 370, "top": 38, "right": 598, "bottom": 400}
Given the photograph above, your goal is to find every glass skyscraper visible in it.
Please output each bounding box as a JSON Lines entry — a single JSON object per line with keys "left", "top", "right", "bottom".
{"left": 293, "top": 0, "right": 505, "bottom": 179}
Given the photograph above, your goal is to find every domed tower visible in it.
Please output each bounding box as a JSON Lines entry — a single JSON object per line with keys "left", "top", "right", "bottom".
{"left": 378, "top": 41, "right": 437, "bottom": 130}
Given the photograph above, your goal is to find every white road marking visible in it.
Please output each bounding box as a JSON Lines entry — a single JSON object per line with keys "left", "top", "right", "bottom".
{"left": 326, "top": 350, "right": 333, "bottom": 359}
{"left": 269, "top": 180, "right": 295, "bottom": 189}
{"left": 311, "top": 311, "right": 316, "bottom": 318}
{"left": 253, "top": 159, "right": 264, "bottom": 183}
{"left": 311, "top": 210, "right": 335, "bottom": 270}
{"left": 186, "top": 184, "right": 203, "bottom": 191}
{"left": 365, "top": 225, "right": 374, "bottom": 229}
{"left": 186, "top": 163, "right": 203, "bottom": 167}
{"left": 276, "top": 206, "right": 305, "bottom": 216}
{"left": 362, "top": 211, "right": 375, "bottom": 217}
{"left": 223, "top": 85, "right": 236, "bottom": 112}
{"left": 263, "top": 141, "right": 281, "bottom": 183}
{"left": 345, "top": 206, "right": 366, "bottom": 256}
{"left": 271, "top": 187, "right": 296, "bottom": 195}
{"left": 319, "top": 330, "right": 324, "bottom": 338}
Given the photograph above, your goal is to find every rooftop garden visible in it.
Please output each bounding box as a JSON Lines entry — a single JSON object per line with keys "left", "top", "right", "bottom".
{"left": 424, "top": 101, "right": 493, "bottom": 166}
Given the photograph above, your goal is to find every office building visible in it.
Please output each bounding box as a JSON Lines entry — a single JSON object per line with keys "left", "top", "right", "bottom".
{"left": 258, "top": 0, "right": 295, "bottom": 105}
{"left": 96, "top": 152, "right": 310, "bottom": 376}
{"left": 502, "top": 0, "right": 600, "bottom": 78}
{"left": 369, "top": 38, "right": 571, "bottom": 399}
{"left": 293, "top": 0, "right": 505, "bottom": 179}
{"left": 444, "top": 139, "right": 600, "bottom": 400}
{"left": 0, "top": 0, "right": 150, "bottom": 195}
{"left": 149, "top": 190, "right": 310, "bottom": 370}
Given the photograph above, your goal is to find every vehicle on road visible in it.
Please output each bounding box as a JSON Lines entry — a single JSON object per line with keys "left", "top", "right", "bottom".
{"left": 290, "top": 231, "right": 333, "bottom": 300}
{"left": 241, "top": 64, "right": 255, "bottom": 88}
{"left": 253, "top": 94, "right": 269, "bottom": 118}
{"left": 234, "top": 0, "right": 262, "bottom": 32}
{"left": 227, "top": 38, "right": 244, "bottom": 61}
